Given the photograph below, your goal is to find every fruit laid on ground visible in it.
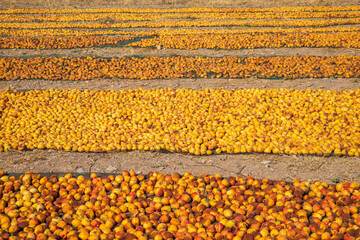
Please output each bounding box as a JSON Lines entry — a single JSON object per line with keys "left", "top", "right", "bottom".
{"left": 128, "top": 32, "right": 360, "bottom": 49}
{"left": 2, "top": 17, "right": 360, "bottom": 29}
{"left": 2, "top": 10, "right": 360, "bottom": 22}
{"left": 2, "top": 26, "right": 359, "bottom": 38}
{"left": 0, "top": 88, "right": 359, "bottom": 156}
{"left": 0, "top": 171, "right": 359, "bottom": 239}
{"left": 0, "top": 36, "right": 133, "bottom": 49}
{"left": 1, "top": 55, "right": 359, "bottom": 80}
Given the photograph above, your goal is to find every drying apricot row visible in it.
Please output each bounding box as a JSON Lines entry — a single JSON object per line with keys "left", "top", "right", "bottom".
{"left": 0, "top": 171, "right": 359, "bottom": 240}
{"left": 129, "top": 32, "right": 360, "bottom": 49}
{"left": 0, "top": 36, "right": 133, "bottom": 49}
{"left": 1, "top": 17, "right": 360, "bottom": 29}
{"left": 0, "top": 29, "right": 133, "bottom": 37}
{"left": 1, "top": 56, "right": 359, "bottom": 81}
{"left": 0, "top": 88, "right": 359, "bottom": 156}
{"left": 3, "top": 11, "right": 360, "bottom": 23}
{"left": 3, "top": 31, "right": 360, "bottom": 50}
{"left": 2, "top": 26, "right": 360, "bottom": 38}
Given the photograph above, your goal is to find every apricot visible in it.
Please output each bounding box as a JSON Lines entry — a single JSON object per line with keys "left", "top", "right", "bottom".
{"left": 0, "top": 88, "right": 359, "bottom": 157}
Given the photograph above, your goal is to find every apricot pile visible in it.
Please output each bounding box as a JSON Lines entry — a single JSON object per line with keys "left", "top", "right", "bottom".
{"left": 0, "top": 88, "right": 359, "bottom": 156}
{"left": 1, "top": 56, "right": 359, "bottom": 81}
{"left": 0, "top": 29, "right": 126, "bottom": 37}
{"left": 0, "top": 36, "right": 133, "bottom": 49}
{"left": 2, "top": 26, "right": 359, "bottom": 38}
{"left": 2, "top": 17, "right": 360, "bottom": 29}
{"left": 129, "top": 32, "right": 360, "bottom": 49}
{"left": 140, "top": 26, "right": 360, "bottom": 36}
{"left": 0, "top": 170, "right": 359, "bottom": 240}
{"left": 2, "top": 11, "right": 360, "bottom": 23}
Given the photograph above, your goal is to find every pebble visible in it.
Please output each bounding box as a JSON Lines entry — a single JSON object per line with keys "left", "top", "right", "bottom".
{"left": 199, "top": 159, "right": 207, "bottom": 164}
{"left": 262, "top": 160, "right": 272, "bottom": 164}
{"left": 77, "top": 167, "right": 85, "bottom": 173}
{"left": 106, "top": 166, "right": 118, "bottom": 171}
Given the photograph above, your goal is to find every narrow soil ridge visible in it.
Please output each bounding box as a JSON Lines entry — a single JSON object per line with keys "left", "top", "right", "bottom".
{"left": 1, "top": 47, "right": 360, "bottom": 58}
{"left": 1, "top": 150, "right": 359, "bottom": 183}
{"left": 1, "top": 78, "right": 359, "bottom": 92}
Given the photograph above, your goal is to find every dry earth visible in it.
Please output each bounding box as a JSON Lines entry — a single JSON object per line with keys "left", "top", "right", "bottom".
{"left": 1, "top": 149, "right": 360, "bottom": 183}
{"left": 2, "top": 47, "right": 360, "bottom": 59}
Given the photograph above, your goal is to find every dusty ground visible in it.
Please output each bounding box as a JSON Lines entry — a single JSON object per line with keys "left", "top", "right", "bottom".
{"left": 2, "top": 46, "right": 360, "bottom": 58}
{"left": 1, "top": 2, "right": 360, "bottom": 182}
{"left": 1, "top": 149, "right": 360, "bottom": 183}
{"left": 1, "top": 77, "right": 359, "bottom": 92}
{"left": 1, "top": 0, "right": 360, "bottom": 9}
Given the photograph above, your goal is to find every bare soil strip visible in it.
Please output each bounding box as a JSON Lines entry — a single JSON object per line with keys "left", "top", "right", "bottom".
{"left": 1, "top": 150, "right": 359, "bottom": 183}
{"left": 1, "top": 46, "right": 360, "bottom": 58}
{"left": 1, "top": 77, "right": 359, "bottom": 92}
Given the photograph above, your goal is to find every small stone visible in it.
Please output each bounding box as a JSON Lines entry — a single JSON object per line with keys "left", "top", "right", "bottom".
{"left": 199, "top": 159, "right": 207, "bottom": 164}
{"left": 34, "top": 161, "right": 41, "bottom": 166}
{"left": 156, "top": 45, "right": 162, "bottom": 50}
{"left": 106, "top": 166, "right": 118, "bottom": 171}
{"left": 136, "top": 171, "right": 142, "bottom": 174}
{"left": 77, "top": 167, "right": 85, "bottom": 173}
{"left": 261, "top": 160, "right": 271, "bottom": 164}
{"left": 269, "top": 168, "right": 275, "bottom": 172}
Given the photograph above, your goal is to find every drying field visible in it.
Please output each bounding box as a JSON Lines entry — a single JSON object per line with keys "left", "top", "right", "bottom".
{"left": 0, "top": 2, "right": 360, "bottom": 240}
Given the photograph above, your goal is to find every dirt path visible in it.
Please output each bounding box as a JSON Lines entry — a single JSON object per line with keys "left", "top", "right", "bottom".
{"left": 2, "top": 46, "right": 360, "bottom": 58}
{"left": 1, "top": 77, "right": 359, "bottom": 92}
{"left": 1, "top": 149, "right": 359, "bottom": 183}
